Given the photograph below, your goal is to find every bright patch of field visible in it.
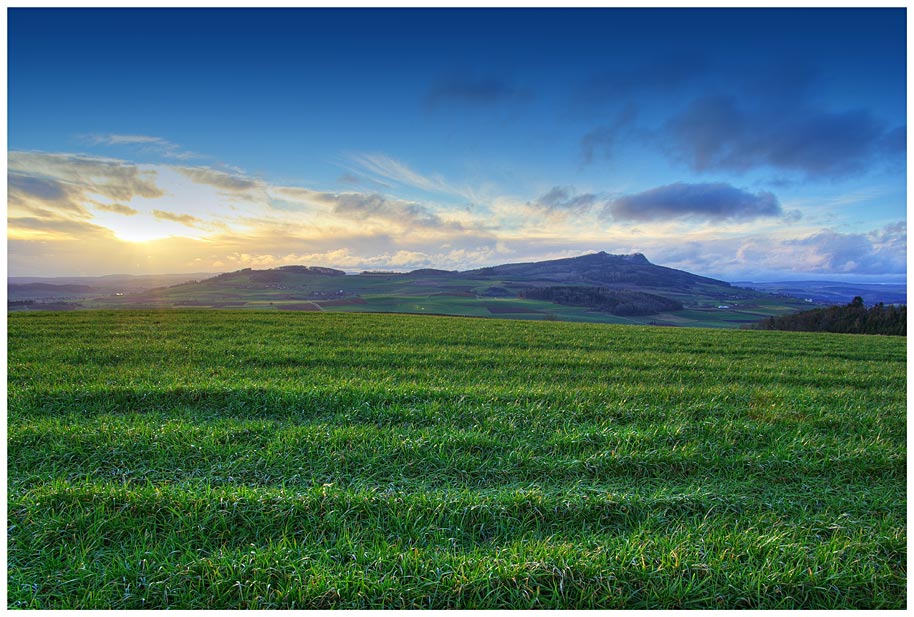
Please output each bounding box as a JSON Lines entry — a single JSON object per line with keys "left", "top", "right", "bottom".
{"left": 8, "top": 311, "right": 905, "bottom": 609}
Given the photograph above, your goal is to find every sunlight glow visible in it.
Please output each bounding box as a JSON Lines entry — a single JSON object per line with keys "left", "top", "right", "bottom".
{"left": 103, "top": 214, "right": 211, "bottom": 243}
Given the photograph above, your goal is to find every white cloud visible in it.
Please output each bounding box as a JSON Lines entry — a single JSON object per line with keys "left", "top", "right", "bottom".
{"left": 83, "top": 134, "right": 202, "bottom": 160}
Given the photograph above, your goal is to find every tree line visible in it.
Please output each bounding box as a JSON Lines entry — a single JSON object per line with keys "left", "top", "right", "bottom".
{"left": 747, "top": 297, "right": 906, "bottom": 336}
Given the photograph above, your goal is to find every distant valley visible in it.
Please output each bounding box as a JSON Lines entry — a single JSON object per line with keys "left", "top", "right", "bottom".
{"left": 734, "top": 280, "right": 907, "bottom": 307}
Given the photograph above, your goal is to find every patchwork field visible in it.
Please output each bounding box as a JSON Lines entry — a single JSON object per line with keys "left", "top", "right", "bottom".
{"left": 7, "top": 310, "right": 906, "bottom": 608}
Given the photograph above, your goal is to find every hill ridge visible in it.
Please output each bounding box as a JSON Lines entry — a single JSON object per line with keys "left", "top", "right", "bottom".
{"left": 9, "top": 251, "right": 816, "bottom": 329}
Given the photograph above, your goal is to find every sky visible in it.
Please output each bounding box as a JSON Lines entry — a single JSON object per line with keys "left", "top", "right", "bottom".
{"left": 7, "top": 8, "right": 907, "bottom": 282}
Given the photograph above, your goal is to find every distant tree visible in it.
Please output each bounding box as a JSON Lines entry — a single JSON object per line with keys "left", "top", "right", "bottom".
{"left": 745, "top": 297, "right": 905, "bottom": 336}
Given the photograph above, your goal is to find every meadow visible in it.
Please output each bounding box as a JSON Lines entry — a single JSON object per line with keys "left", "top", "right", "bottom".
{"left": 7, "top": 310, "right": 906, "bottom": 608}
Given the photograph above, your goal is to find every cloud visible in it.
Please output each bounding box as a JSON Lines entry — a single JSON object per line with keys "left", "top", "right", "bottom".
{"left": 581, "top": 104, "right": 639, "bottom": 163}
{"left": 426, "top": 74, "right": 532, "bottom": 108}
{"left": 175, "top": 166, "right": 260, "bottom": 192}
{"left": 606, "top": 182, "right": 782, "bottom": 222}
{"left": 9, "top": 173, "right": 69, "bottom": 203}
{"left": 96, "top": 203, "right": 139, "bottom": 216}
{"left": 9, "top": 216, "right": 100, "bottom": 234}
{"left": 190, "top": 239, "right": 509, "bottom": 275}
{"left": 84, "top": 134, "right": 201, "bottom": 160}
{"left": 271, "top": 186, "right": 461, "bottom": 230}
{"left": 315, "top": 191, "right": 463, "bottom": 231}
{"left": 8, "top": 216, "right": 114, "bottom": 241}
{"left": 349, "top": 152, "right": 463, "bottom": 197}
{"left": 736, "top": 222, "right": 906, "bottom": 276}
{"left": 661, "top": 94, "right": 895, "bottom": 179}
{"left": 8, "top": 154, "right": 166, "bottom": 226}
{"left": 8, "top": 173, "right": 89, "bottom": 216}
{"left": 9, "top": 151, "right": 165, "bottom": 202}
{"left": 782, "top": 209, "right": 803, "bottom": 223}
{"left": 529, "top": 186, "right": 599, "bottom": 215}
{"left": 153, "top": 209, "right": 201, "bottom": 227}
{"left": 575, "top": 62, "right": 902, "bottom": 179}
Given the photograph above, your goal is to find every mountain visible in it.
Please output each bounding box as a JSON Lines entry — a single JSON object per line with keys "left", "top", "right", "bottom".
{"left": 9, "top": 253, "right": 814, "bottom": 328}
{"left": 463, "top": 252, "right": 729, "bottom": 289}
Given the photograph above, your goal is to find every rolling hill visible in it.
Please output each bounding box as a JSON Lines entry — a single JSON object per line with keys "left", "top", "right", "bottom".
{"left": 9, "top": 252, "right": 815, "bottom": 328}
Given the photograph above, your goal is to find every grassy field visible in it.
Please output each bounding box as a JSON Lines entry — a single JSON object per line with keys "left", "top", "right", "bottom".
{"left": 7, "top": 310, "right": 906, "bottom": 608}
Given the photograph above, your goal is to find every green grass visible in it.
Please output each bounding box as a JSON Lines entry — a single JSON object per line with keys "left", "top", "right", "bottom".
{"left": 8, "top": 310, "right": 906, "bottom": 609}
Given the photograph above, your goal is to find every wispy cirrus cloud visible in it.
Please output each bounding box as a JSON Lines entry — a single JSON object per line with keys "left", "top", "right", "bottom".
{"left": 83, "top": 133, "right": 202, "bottom": 160}
{"left": 348, "top": 152, "right": 471, "bottom": 200}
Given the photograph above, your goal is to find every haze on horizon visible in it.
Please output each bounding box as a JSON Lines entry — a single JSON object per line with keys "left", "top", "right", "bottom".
{"left": 7, "top": 8, "right": 907, "bottom": 283}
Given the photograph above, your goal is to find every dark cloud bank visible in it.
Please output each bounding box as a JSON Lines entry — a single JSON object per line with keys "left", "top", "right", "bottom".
{"left": 607, "top": 182, "right": 782, "bottom": 222}
{"left": 663, "top": 95, "right": 903, "bottom": 179}
{"left": 580, "top": 60, "right": 904, "bottom": 179}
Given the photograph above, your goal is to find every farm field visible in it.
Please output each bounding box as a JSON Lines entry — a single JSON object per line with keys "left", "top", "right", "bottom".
{"left": 7, "top": 310, "right": 906, "bottom": 609}
{"left": 26, "top": 285, "right": 811, "bottom": 329}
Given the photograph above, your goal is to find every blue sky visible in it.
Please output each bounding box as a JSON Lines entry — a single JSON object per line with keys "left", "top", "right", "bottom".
{"left": 7, "top": 8, "right": 907, "bottom": 281}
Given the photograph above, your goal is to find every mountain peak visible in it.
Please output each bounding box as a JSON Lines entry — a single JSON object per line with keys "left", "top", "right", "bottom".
{"left": 623, "top": 252, "right": 650, "bottom": 264}
{"left": 459, "top": 251, "right": 727, "bottom": 289}
{"left": 580, "top": 251, "right": 650, "bottom": 265}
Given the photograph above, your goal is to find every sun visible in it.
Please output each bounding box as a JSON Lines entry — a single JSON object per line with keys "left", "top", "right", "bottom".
{"left": 111, "top": 225, "right": 178, "bottom": 243}
{"left": 100, "top": 213, "right": 210, "bottom": 243}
